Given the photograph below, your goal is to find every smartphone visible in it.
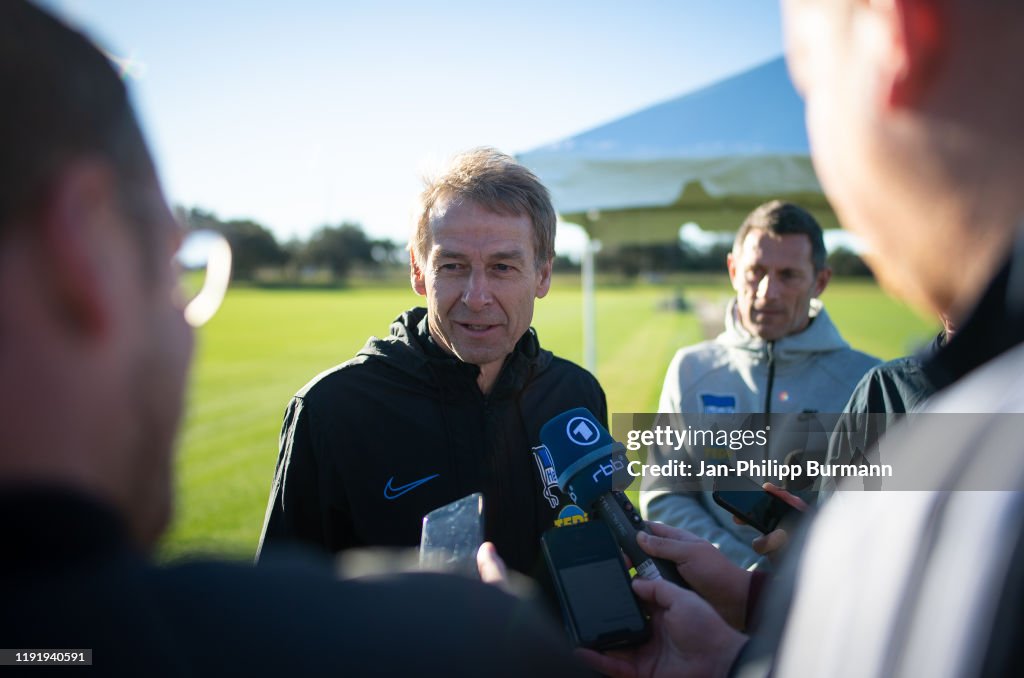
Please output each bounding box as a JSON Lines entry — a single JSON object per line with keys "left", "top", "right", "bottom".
{"left": 419, "top": 492, "right": 484, "bottom": 578}
{"left": 712, "top": 476, "right": 798, "bottom": 534}
{"left": 541, "top": 519, "right": 650, "bottom": 650}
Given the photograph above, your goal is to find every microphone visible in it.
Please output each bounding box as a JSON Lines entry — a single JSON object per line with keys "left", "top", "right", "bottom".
{"left": 540, "top": 408, "right": 687, "bottom": 588}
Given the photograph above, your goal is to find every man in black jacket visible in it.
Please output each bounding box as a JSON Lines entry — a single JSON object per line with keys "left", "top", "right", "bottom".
{"left": 257, "top": 149, "right": 607, "bottom": 579}
{"left": 0, "top": 3, "right": 586, "bottom": 675}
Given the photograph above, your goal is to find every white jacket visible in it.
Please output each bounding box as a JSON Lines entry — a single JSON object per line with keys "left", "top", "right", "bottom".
{"left": 641, "top": 298, "right": 879, "bottom": 568}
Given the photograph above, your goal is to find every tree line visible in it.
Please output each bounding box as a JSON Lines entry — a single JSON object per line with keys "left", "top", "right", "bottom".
{"left": 591, "top": 241, "right": 873, "bottom": 279}
{"left": 178, "top": 206, "right": 872, "bottom": 284}
{"left": 177, "top": 207, "right": 405, "bottom": 283}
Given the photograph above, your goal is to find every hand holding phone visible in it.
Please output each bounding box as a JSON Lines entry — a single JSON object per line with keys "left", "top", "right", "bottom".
{"left": 712, "top": 477, "right": 802, "bottom": 534}
{"left": 541, "top": 520, "right": 650, "bottom": 650}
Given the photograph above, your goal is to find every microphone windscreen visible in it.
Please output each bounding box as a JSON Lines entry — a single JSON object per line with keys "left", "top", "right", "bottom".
{"left": 539, "top": 407, "right": 629, "bottom": 508}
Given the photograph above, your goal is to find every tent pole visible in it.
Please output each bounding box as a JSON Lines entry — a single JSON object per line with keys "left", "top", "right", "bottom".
{"left": 582, "top": 235, "right": 597, "bottom": 374}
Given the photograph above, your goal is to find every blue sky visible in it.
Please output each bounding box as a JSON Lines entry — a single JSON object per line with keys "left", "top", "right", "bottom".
{"left": 42, "top": 1, "right": 786, "bottom": 249}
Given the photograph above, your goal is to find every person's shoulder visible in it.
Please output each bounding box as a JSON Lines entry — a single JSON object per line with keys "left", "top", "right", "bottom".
{"left": 657, "top": 341, "right": 739, "bottom": 404}
{"left": 293, "top": 310, "right": 429, "bottom": 403}
{"left": 928, "top": 341, "right": 1024, "bottom": 413}
{"left": 294, "top": 354, "right": 374, "bottom": 399}
{"left": 544, "top": 353, "right": 599, "bottom": 384}
{"left": 817, "top": 345, "right": 881, "bottom": 382}
{"left": 294, "top": 336, "right": 421, "bottom": 406}
{"left": 861, "top": 355, "right": 925, "bottom": 384}
{"left": 841, "top": 346, "right": 882, "bottom": 369}
{"left": 538, "top": 353, "right": 606, "bottom": 403}
{"left": 152, "top": 555, "right": 583, "bottom": 677}
{"left": 668, "top": 339, "right": 734, "bottom": 374}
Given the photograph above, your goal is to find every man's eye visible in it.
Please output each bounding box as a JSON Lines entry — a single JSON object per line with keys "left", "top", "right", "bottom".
{"left": 493, "top": 263, "right": 513, "bottom": 272}
{"left": 438, "top": 263, "right": 461, "bottom": 272}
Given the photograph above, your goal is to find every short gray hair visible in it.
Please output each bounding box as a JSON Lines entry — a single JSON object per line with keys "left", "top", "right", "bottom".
{"left": 412, "top": 147, "right": 556, "bottom": 267}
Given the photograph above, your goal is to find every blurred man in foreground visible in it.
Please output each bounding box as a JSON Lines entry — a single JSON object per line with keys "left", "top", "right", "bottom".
{"left": 0, "top": 3, "right": 583, "bottom": 675}
{"left": 583, "top": 0, "right": 1024, "bottom": 675}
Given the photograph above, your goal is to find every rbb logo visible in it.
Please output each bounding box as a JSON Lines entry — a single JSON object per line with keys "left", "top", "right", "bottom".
{"left": 592, "top": 457, "right": 625, "bottom": 483}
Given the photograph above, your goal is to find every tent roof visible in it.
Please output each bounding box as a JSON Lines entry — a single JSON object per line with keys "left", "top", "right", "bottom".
{"left": 518, "top": 57, "right": 837, "bottom": 241}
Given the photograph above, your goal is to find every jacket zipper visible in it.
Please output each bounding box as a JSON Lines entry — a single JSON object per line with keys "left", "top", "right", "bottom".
{"left": 763, "top": 340, "right": 776, "bottom": 415}
{"left": 763, "top": 341, "right": 776, "bottom": 462}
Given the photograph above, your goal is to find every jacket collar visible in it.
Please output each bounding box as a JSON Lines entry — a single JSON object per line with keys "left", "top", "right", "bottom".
{"left": 717, "top": 297, "right": 850, "bottom": 364}
{"left": 0, "top": 485, "right": 131, "bottom": 571}
{"left": 925, "top": 242, "right": 1024, "bottom": 391}
{"left": 359, "top": 306, "right": 548, "bottom": 398}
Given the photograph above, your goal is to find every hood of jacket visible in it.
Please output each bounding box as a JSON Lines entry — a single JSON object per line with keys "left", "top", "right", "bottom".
{"left": 354, "top": 307, "right": 553, "bottom": 397}
{"left": 717, "top": 297, "right": 851, "bottom": 365}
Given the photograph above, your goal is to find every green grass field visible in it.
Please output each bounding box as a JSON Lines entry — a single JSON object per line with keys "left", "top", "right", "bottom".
{"left": 160, "top": 276, "right": 936, "bottom": 560}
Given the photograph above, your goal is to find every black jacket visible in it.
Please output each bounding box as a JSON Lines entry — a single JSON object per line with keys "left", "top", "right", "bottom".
{"left": 257, "top": 307, "right": 607, "bottom": 576}
{"left": 1, "top": 488, "right": 585, "bottom": 677}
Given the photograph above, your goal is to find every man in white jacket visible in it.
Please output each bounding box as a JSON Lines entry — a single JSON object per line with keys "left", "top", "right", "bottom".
{"left": 642, "top": 200, "right": 878, "bottom": 568}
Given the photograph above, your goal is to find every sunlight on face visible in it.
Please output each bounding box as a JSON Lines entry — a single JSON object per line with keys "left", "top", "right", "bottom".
{"left": 413, "top": 199, "right": 551, "bottom": 383}
{"left": 729, "top": 230, "right": 827, "bottom": 340}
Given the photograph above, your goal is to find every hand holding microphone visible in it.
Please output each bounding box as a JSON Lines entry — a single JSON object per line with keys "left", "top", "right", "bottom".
{"left": 539, "top": 408, "right": 688, "bottom": 589}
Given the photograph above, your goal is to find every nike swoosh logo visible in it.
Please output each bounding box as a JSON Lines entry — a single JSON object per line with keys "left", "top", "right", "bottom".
{"left": 383, "top": 473, "right": 440, "bottom": 500}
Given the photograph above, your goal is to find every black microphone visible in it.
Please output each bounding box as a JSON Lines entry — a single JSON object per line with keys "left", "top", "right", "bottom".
{"left": 539, "top": 408, "right": 688, "bottom": 588}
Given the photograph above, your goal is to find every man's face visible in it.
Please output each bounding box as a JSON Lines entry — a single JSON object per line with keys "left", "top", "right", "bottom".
{"left": 781, "top": 0, "right": 933, "bottom": 311}
{"left": 412, "top": 199, "right": 551, "bottom": 378}
{"left": 113, "top": 177, "right": 195, "bottom": 547}
{"left": 727, "top": 230, "right": 830, "bottom": 341}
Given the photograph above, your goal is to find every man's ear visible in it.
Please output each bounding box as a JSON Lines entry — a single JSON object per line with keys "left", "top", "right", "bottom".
{"left": 813, "top": 266, "right": 833, "bottom": 298}
{"left": 535, "top": 258, "right": 553, "bottom": 299}
{"left": 39, "top": 161, "right": 120, "bottom": 337}
{"left": 409, "top": 248, "right": 427, "bottom": 297}
{"left": 879, "top": 0, "right": 945, "bottom": 108}
{"left": 726, "top": 251, "right": 740, "bottom": 290}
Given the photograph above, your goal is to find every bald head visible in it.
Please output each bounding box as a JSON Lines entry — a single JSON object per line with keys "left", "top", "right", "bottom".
{"left": 782, "top": 0, "right": 1024, "bottom": 320}
{"left": 0, "top": 0, "right": 159, "bottom": 257}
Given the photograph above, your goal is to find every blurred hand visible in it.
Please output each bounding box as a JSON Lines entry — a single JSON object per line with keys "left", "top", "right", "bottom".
{"left": 476, "top": 541, "right": 508, "bottom": 587}
{"left": 576, "top": 577, "right": 747, "bottom": 678}
{"left": 636, "top": 521, "right": 751, "bottom": 630}
{"left": 749, "top": 483, "right": 807, "bottom": 562}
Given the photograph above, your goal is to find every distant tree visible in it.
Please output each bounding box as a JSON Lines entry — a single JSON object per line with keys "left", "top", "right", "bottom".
{"left": 219, "top": 220, "right": 288, "bottom": 280}
{"left": 179, "top": 207, "right": 287, "bottom": 281}
{"left": 370, "top": 238, "right": 405, "bottom": 266}
{"left": 828, "top": 246, "right": 874, "bottom": 277}
{"left": 677, "top": 241, "right": 732, "bottom": 272}
{"left": 301, "top": 222, "right": 375, "bottom": 278}
{"left": 595, "top": 241, "right": 727, "bottom": 277}
{"left": 552, "top": 254, "right": 580, "bottom": 273}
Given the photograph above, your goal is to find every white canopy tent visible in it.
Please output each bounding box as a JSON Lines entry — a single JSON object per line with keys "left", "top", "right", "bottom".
{"left": 517, "top": 56, "right": 834, "bottom": 371}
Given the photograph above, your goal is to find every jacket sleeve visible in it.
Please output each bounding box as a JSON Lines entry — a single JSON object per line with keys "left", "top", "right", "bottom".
{"left": 256, "top": 395, "right": 351, "bottom": 562}
{"left": 593, "top": 376, "right": 610, "bottom": 429}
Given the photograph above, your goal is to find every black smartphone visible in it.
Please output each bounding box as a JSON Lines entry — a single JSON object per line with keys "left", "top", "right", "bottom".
{"left": 541, "top": 519, "right": 650, "bottom": 650}
{"left": 712, "top": 476, "right": 798, "bottom": 534}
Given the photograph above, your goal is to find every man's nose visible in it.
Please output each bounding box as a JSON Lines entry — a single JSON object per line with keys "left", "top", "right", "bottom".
{"left": 755, "top": 273, "right": 782, "bottom": 300}
{"left": 462, "top": 269, "right": 494, "bottom": 311}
